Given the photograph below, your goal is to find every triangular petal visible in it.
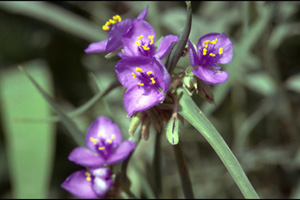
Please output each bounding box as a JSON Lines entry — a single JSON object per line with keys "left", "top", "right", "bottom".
{"left": 156, "top": 35, "right": 179, "bottom": 59}
{"left": 137, "top": 5, "right": 149, "bottom": 20}
{"left": 86, "top": 116, "right": 122, "bottom": 152}
{"left": 92, "top": 177, "right": 113, "bottom": 198}
{"left": 84, "top": 40, "right": 108, "bottom": 53}
{"left": 68, "top": 147, "right": 105, "bottom": 167}
{"left": 124, "top": 85, "right": 165, "bottom": 116}
{"left": 61, "top": 170, "right": 98, "bottom": 199}
{"left": 192, "top": 65, "right": 229, "bottom": 85}
{"left": 188, "top": 40, "right": 200, "bottom": 67}
{"left": 106, "top": 140, "right": 136, "bottom": 165}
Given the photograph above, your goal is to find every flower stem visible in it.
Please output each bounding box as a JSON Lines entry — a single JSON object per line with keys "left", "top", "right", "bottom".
{"left": 153, "top": 128, "right": 163, "bottom": 198}
{"left": 173, "top": 143, "right": 195, "bottom": 199}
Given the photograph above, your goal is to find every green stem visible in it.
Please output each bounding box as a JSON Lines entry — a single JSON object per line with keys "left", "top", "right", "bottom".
{"left": 153, "top": 129, "right": 162, "bottom": 198}
{"left": 173, "top": 143, "right": 195, "bottom": 199}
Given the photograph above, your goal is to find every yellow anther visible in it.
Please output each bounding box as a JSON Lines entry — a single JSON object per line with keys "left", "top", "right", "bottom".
{"left": 150, "top": 77, "right": 156, "bottom": 84}
{"left": 85, "top": 172, "right": 91, "bottom": 176}
{"left": 132, "top": 72, "right": 136, "bottom": 79}
{"left": 138, "top": 82, "right": 144, "bottom": 86}
{"left": 149, "top": 40, "right": 154, "bottom": 45}
{"left": 113, "top": 15, "right": 122, "bottom": 22}
{"left": 136, "top": 67, "right": 143, "bottom": 72}
{"left": 99, "top": 146, "right": 105, "bottom": 150}
{"left": 138, "top": 35, "right": 143, "bottom": 40}
{"left": 106, "top": 21, "right": 111, "bottom": 26}
{"left": 107, "top": 139, "right": 112, "bottom": 144}
{"left": 86, "top": 176, "right": 91, "bottom": 181}
{"left": 112, "top": 134, "right": 116, "bottom": 139}
{"left": 98, "top": 133, "right": 103, "bottom": 137}
{"left": 209, "top": 53, "right": 216, "bottom": 57}
{"left": 85, "top": 172, "right": 92, "bottom": 181}
{"left": 147, "top": 71, "right": 152, "bottom": 75}
{"left": 204, "top": 43, "right": 208, "bottom": 48}
{"left": 109, "top": 19, "right": 116, "bottom": 24}
{"left": 203, "top": 48, "right": 207, "bottom": 55}
{"left": 148, "top": 35, "right": 154, "bottom": 39}
{"left": 90, "top": 137, "right": 98, "bottom": 145}
{"left": 211, "top": 38, "right": 218, "bottom": 44}
{"left": 136, "top": 41, "right": 141, "bottom": 47}
{"left": 204, "top": 40, "right": 210, "bottom": 44}
{"left": 102, "top": 25, "right": 110, "bottom": 31}
{"left": 219, "top": 47, "right": 223, "bottom": 55}
{"left": 142, "top": 44, "right": 150, "bottom": 50}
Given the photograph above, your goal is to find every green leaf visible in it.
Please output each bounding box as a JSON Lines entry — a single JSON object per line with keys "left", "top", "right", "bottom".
{"left": 0, "top": 62, "right": 55, "bottom": 198}
{"left": 285, "top": 73, "right": 300, "bottom": 93}
{"left": 166, "top": 117, "right": 179, "bottom": 145}
{"left": 177, "top": 88, "right": 259, "bottom": 199}
{"left": 19, "top": 65, "right": 85, "bottom": 147}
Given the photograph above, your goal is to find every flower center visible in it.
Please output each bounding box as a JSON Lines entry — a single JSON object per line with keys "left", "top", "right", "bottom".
{"left": 85, "top": 172, "right": 92, "bottom": 182}
{"left": 131, "top": 67, "right": 157, "bottom": 87}
{"left": 201, "top": 37, "right": 224, "bottom": 65}
{"left": 89, "top": 134, "right": 117, "bottom": 158}
{"left": 102, "top": 15, "right": 122, "bottom": 31}
{"left": 135, "top": 35, "right": 155, "bottom": 57}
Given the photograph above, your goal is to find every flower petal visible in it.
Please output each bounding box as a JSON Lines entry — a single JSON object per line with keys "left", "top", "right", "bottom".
{"left": 84, "top": 40, "right": 108, "bottom": 53}
{"left": 90, "top": 167, "right": 111, "bottom": 179}
{"left": 123, "top": 85, "right": 165, "bottom": 116}
{"left": 121, "top": 19, "right": 156, "bottom": 57}
{"left": 153, "top": 56, "right": 171, "bottom": 92}
{"left": 86, "top": 116, "right": 122, "bottom": 152}
{"left": 188, "top": 40, "right": 200, "bottom": 67}
{"left": 106, "top": 140, "right": 136, "bottom": 165}
{"left": 156, "top": 35, "right": 179, "bottom": 59}
{"left": 197, "top": 32, "right": 233, "bottom": 64}
{"left": 68, "top": 147, "right": 105, "bottom": 167}
{"left": 192, "top": 65, "right": 229, "bottom": 85}
{"left": 137, "top": 5, "right": 149, "bottom": 20}
{"left": 61, "top": 170, "right": 98, "bottom": 199}
{"left": 106, "top": 18, "right": 132, "bottom": 53}
{"left": 92, "top": 176, "right": 113, "bottom": 198}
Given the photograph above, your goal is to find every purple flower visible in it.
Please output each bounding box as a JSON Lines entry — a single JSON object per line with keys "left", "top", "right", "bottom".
{"left": 84, "top": 6, "right": 149, "bottom": 54}
{"left": 115, "top": 56, "right": 171, "bottom": 116}
{"left": 68, "top": 116, "right": 136, "bottom": 167}
{"left": 118, "top": 19, "right": 179, "bottom": 59}
{"left": 188, "top": 32, "right": 233, "bottom": 85}
{"left": 61, "top": 167, "right": 113, "bottom": 199}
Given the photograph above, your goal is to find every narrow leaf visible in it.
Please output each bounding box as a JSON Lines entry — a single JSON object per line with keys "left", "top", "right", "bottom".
{"left": 166, "top": 117, "right": 179, "bottom": 145}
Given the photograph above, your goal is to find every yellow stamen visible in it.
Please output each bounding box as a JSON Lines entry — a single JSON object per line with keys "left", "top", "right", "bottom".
{"left": 150, "top": 77, "right": 155, "bottom": 84}
{"left": 112, "top": 134, "right": 116, "bottom": 139}
{"left": 136, "top": 67, "right": 143, "bottom": 72}
{"left": 85, "top": 172, "right": 92, "bottom": 181}
{"left": 136, "top": 41, "right": 141, "bottom": 46}
{"left": 138, "top": 35, "right": 143, "bottom": 40}
{"left": 148, "top": 35, "right": 154, "bottom": 45}
{"left": 147, "top": 71, "right": 152, "bottom": 75}
{"left": 204, "top": 40, "right": 210, "bottom": 44}
{"left": 142, "top": 44, "right": 150, "bottom": 50}
{"left": 203, "top": 48, "right": 207, "bottom": 55}
{"left": 102, "top": 25, "right": 110, "bottom": 31}
{"left": 204, "top": 43, "right": 208, "bottom": 48}
{"left": 211, "top": 38, "right": 218, "bottom": 44}
{"left": 219, "top": 47, "right": 223, "bottom": 55}
{"left": 113, "top": 15, "right": 122, "bottom": 22}
{"left": 138, "top": 82, "right": 144, "bottom": 86}
{"left": 209, "top": 53, "right": 216, "bottom": 57}
{"left": 107, "top": 139, "right": 112, "bottom": 144}
{"left": 132, "top": 72, "right": 136, "bottom": 79}
{"left": 109, "top": 19, "right": 116, "bottom": 24}
{"left": 106, "top": 21, "right": 111, "bottom": 26}
{"left": 90, "top": 137, "right": 98, "bottom": 145}
{"left": 99, "top": 146, "right": 105, "bottom": 150}
{"left": 98, "top": 133, "right": 103, "bottom": 137}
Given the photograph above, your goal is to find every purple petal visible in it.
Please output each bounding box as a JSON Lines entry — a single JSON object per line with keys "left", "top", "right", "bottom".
{"left": 84, "top": 40, "right": 108, "bottom": 53}
{"left": 92, "top": 177, "right": 113, "bottom": 198}
{"left": 106, "top": 18, "right": 132, "bottom": 53}
{"left": 137, "top": 5, "right": 149, "bottom": 20}
{"left": 90, "top": 167, "right": 111, "bottom": 179}
{"left": 153, "top": 56, "right": 171, "bottom": 92}
{"left": 188, "top": 40, "right": 200, "bottom": 67}
{"left": 192, "top": 65, "right": 229, "bottom": 85}
{"left": 121, "top": 19, "right": 156, "bottom": 57}
{"left": 68, "top": 147, "right": 105, "bottom": 167}
{"left": 86, "top": 116, "right": 122, "bottom": 152}
{"left": 123, "top": 85, "right": 165, "bottom": 116}
{"left": 197, "top": 32, "right": 233, "bottom": 64}
{"left": 156, "top": 35, "right": 179, "bottom": 59}
{"left": 106, "top": 140, "right": 136, "bottom": 165}
{"left": 61, "top": 170, "right": 98, "bottom": 199}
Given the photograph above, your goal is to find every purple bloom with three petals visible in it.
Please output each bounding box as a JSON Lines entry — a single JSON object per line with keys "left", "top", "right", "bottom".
{"left": 118, "top": 19, "right": 179, "bottom": 59}
{"left": 115, "top": 56, "right": 171, "bottom": 116}
{"left": 61, "top": 167, "right": 113, "bottom": 199}
{"left": 84, "top": 6, "right": 149, "bottom": 54}
{"left": 68, "top": 116, "right": 136, "bottom": 167}
{"left": 188, "top": 32, "right": 233, "bottom": 85}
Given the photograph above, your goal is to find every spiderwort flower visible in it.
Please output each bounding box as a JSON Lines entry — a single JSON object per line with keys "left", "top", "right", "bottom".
{"left": 68, "top": 116, "right": 136, "bottom": 167}
{"left": 84, "top": 6, "right": 149, "bottom": 54}
{"left": 188, "top": 32, "right": 233, "bottom": 85}
{"left": 118, "top": 19, "right": 179, "bottom": 59}
{"left": 61, "top": 167, "right": 113, "bottom": 199}
{"left": 115, "top": 56, "right": 171, "bottom": 116}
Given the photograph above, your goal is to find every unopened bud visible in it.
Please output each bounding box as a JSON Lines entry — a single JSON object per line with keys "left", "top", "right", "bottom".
{"left": 141, "top": 116, "right": 151, "bottom": 141}
{"left": 128, "top": 112, "right": 143, "bottom": 136}
{"left": 197, "top": 79, "right": 215, "bottom": 104}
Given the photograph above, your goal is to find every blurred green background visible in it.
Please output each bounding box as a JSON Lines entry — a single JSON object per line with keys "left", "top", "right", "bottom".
{"left": 0, "top": 1, "right": 299, "bottom": 199}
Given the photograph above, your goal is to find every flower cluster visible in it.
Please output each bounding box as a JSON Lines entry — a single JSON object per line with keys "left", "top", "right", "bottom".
{"left": 61, "top": 116, "right": 135, "bottom": 199}
{"left": 85, "top": 6, "right": 178, "bottom": 117}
